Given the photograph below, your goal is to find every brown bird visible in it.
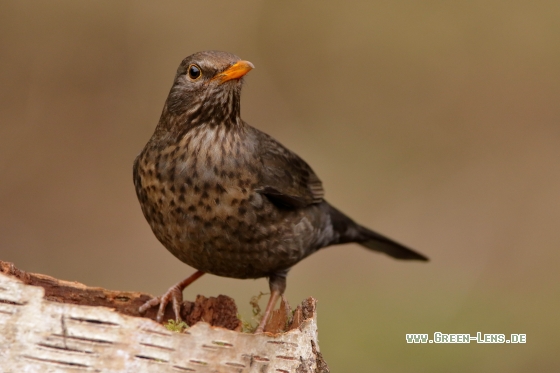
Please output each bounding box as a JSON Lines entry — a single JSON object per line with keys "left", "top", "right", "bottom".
{"left": 133, "top": 50, "right": 428, "bottom": 333}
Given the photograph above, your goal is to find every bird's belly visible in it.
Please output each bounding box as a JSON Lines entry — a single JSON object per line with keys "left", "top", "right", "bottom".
{"left": 144, "top": 187, "right": 315, "bottom": 279}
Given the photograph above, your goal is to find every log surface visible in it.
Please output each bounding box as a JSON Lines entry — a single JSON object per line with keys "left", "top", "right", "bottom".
{"left": 0, "top": 261, "right": 329, "bottom": 373}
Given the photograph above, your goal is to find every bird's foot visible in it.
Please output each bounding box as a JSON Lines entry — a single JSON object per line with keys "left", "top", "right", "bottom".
{"left": 139, "top": 270, "right": 205, "bottom": 323}
{"left": 139, "top": 282, "right": 184, "bottom": 323}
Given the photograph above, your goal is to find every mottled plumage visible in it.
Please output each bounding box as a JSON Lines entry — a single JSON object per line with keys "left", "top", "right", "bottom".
{"left": 134, "top": 51, "right": 428, "bottom": 332}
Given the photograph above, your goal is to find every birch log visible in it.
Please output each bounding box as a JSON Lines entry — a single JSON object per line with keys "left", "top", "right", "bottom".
{"left": 0, "top": 261, "right": 329, "bottom": 373}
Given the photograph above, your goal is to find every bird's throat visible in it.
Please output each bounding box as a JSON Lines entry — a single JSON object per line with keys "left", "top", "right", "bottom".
{"left": 157, "top": 86, "right": 243, "bottom": 141}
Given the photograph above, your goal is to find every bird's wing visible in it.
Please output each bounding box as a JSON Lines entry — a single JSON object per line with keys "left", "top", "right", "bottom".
{"left": 250, "top": 126, "right": 324, "bottom": 208}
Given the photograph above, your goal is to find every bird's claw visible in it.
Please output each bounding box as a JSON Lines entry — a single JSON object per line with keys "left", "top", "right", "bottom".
{"left": 139, "top": 283, "right": 184, "bottom": 323}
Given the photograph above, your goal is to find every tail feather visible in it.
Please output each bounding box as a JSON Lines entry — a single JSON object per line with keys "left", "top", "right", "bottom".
{"left": 357, "top": 226, "right": 429, "bottom": 261}
{"left": 327, "top": 203, "right": 428, "bottom": 261}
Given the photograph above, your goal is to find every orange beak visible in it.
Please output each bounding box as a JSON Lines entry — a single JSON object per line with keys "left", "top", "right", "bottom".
{"left": 213, "top": 60, "right": 255, "bottom": 83}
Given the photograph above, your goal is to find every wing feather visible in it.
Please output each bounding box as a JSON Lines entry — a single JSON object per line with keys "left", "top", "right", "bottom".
{"left": 249, "top": 127, "right": 324, "bottom": 208}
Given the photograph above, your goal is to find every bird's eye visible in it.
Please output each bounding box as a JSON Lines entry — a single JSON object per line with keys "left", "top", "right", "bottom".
{"left": 187, "top": 64, "right": 202, "bottom": 80}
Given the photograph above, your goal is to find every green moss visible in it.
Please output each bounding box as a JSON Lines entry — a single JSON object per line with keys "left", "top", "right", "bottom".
{"left": 164, "top": 319, "right": 189, "bottom": 333}
{"left": 237, "top": 313, "right": 256, "bottom": 333}
{"left": 237, "top": 292, "right": 268, "bottom": 333}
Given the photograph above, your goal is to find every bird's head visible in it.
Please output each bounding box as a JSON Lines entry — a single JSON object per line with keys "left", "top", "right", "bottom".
{"left": 163, "top": 50, "right": 254, "bottom": 128}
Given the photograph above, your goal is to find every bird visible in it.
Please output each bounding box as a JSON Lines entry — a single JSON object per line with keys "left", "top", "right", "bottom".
{"left": 133, "top": 50, "right": 428, "bottom": 333}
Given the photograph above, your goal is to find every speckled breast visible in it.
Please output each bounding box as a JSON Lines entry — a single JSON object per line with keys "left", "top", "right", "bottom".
{"left": 133, "top": 126, "right": 314, "bottom": 279}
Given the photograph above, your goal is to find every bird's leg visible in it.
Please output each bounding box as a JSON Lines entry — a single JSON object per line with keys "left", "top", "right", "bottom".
{"left": 255, "top": 271, "right": 287, "bottom": 333}
{"left": 139, "top": 270, "right": 205, "bottom": 323}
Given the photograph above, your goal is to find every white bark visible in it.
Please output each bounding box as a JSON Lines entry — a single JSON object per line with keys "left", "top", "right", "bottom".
{"left": 0, "top": 271, "right": 327, "bottom": 372}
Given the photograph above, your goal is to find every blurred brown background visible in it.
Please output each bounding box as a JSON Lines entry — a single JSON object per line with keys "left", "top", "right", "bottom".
{"left": 1, "top": 1, "right": 559, "bottom": 371}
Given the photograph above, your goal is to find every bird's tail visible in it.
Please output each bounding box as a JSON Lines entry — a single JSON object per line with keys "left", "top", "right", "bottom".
{"left": 328, "top": 204, "right": 428, "bottom": 261}
{"left": 356, "top": 225, "right": 428, "bottom": 261}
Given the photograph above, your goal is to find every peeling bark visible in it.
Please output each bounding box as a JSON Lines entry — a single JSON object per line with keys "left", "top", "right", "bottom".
{"left": 0, "top": 261, "right": 329, "bottom": 372}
